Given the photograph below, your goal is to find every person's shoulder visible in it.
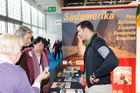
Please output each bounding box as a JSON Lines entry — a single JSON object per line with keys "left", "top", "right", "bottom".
{"left": 12, "top": 64, "right": 27, "bottom": 80}
{"left": 43, "top": 48, "right": 49, "bottom": 54}
{"left": 92, "top": 36, "right": 108, "bottom": 49}
{"left": 0, "top": 63, "right": 27, "bottom": 89}
{"left": 24, "top": 47, "right": 33, "bottom": 52}
{"left": 95, "top": 36, "right": 106, "bottom": 45}
{"left": 0, "top": 63, "right": 25, "bottom": 76}
{"left": 43, "top": 48, "right": 47, "bottom": 51}
{"left": 23, "top": 47, "right": 33, "bottom": 57}
{"left": 12, "top": 64, "right": 25, "bottom": 73}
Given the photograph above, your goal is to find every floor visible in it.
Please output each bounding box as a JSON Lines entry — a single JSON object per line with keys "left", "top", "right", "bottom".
{"left": 49, "top": 52, "right": 62, "bottom": 73}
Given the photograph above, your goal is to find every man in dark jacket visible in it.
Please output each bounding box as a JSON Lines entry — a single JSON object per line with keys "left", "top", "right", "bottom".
{"left": 77, "top": 21, "right": 119, "bottom": 93}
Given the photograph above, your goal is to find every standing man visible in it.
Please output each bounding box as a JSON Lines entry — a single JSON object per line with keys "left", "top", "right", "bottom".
{"left": 77, "top": 21, "right": 119, "bottom": 93}
{"left": 15, "top": 26, "right": 33, "bottom": 50}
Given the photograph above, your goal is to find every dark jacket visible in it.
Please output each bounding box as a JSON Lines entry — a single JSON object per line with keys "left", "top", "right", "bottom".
{"left": 83, "top": 33, "right": 119, "bottom": 88}
{"left": 52, "top": 42, "right": 59, "bottom": 52}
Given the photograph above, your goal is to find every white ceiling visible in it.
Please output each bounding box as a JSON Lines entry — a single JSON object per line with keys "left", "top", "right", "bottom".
{"left": 26, "top": 0, "right": 63, "bottom": 13}
{"left": 26, "top": 0, "right": 138, "bottom": 13}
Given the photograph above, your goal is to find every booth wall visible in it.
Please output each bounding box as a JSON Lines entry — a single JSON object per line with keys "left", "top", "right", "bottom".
{"left": 46, "top": 12, "right": 62, "bottom": 41}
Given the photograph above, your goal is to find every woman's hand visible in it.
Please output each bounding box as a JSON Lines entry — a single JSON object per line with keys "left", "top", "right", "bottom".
{"left": 35, "top": 70, "right": 50, "bottom": 83}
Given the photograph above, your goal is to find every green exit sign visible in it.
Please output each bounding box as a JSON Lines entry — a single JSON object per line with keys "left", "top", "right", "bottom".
{"left": 48, "top": 7, "right": 56, "bottom": 12}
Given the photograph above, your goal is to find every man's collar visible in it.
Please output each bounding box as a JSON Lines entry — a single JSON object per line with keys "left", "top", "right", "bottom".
{"left": 86, "top": 32, "right": 96, "bottom": 47}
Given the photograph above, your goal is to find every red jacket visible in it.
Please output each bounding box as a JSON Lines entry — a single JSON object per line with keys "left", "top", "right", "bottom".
{"left": 20, "top": 47, "right": 51, "bottom": 93}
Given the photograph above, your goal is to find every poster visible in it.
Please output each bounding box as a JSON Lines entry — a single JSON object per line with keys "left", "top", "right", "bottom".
{"left": 62, "top": 5, "right": 136, "bottom": 93}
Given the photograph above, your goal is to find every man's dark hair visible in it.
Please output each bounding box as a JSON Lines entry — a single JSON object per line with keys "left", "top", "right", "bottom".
{"left": 77, "top": 21, "right": 94, "bottom": 32}
{"left": 33, "top": 36, "right": 45, "bottom": 45}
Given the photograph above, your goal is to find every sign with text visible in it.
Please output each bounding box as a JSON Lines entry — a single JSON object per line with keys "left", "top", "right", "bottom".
{"left": 62, "top": 5, "right": 137, "bottom": 93}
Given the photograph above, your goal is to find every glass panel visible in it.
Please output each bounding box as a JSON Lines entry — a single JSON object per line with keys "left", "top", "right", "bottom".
{"left": 31, "top": 6, "right": 37, "bottom": 26}
{"left": 42, "top": 13, "right": 45, "bottom": 28}
{"left": 8, "top": 0, "right": 21, "bottom": 20}
{"left": 39, "top": 28, "right": 43, "bottom": 34}
{"left": 39, "top": 28, "right": 46, "bottom": 34}
{"left": 23, "top": 23, "right": 31, "bottom": 29}
{"left": 8, "top": 22, "right": 14, "bottom": 34}
{"left": 38, "top": 11, "right": 43, "bottom": 28}
{"left": 15, "top": 24, "right": 20, "bottom": 30}
{"left": 0, "top": 0, "right": 6, "bottom": 16}
{"left": 14, "top": 24, "right": 20, "bottom": 33}
{"left": 22, "top": 0, "right": 31, "bottom": 24}
{"left": 43, "top": 29, "right": 46, "bottom": 34}
{"left": 0, "top": 21, "right": 6, "bottom": 34}
{"left": 32, "top": 26, "right": 38, "bottom": 35}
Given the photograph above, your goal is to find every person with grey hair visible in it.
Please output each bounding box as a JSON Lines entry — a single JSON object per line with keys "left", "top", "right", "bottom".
{"left": 15, "top": 26, "right": 32, "bottom": 65}
{"left": 15, "top": 26, "right": 33, "bottom": 50}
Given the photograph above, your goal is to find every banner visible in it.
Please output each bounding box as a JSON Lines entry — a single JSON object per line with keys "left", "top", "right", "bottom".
{"left": 62, "top": 5, "right": 136, "bottom": 93}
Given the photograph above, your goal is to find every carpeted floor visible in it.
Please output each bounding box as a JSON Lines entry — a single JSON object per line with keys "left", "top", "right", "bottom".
{"left": 49, "top": 52, "right": 62, "bottom": 73}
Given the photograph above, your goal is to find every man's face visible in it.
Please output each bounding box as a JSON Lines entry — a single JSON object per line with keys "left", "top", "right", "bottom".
{"left": 22, "top": 31, "right": 32, "bottom": 46}
{"left": 77, "top": 25, "right": 86, "bottom": 41}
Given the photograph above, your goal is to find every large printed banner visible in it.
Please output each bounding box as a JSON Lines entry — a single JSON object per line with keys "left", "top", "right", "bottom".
{"left": 62, "top": 5, "right": 136, "bottom": 93}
